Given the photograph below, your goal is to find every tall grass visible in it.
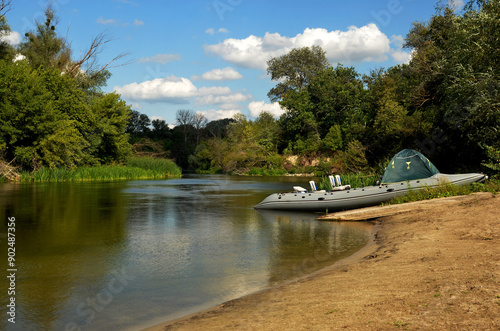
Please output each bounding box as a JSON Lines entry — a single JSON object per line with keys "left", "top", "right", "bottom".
{"left": 19, "top": 157, "right": 181, "bottom": 182}
{"left": 385, "top": 180, "right": 500, "bottom": 205}
{"left": 126, "top": 156, "right": 182, "bottom": 177}
{"left": 318, "top": 172, "right": 379, "bottom": 190}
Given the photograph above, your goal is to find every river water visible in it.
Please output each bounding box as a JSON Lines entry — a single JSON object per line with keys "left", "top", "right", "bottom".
{"left": 0, "top": 175, "right": 372, "bottom": 331}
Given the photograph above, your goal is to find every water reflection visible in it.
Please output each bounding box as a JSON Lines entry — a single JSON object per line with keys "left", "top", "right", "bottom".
{"left": 257, "top": 210, "right": 372, "bottom": 284}
{"left": 0, "top": 176, "right": 372, "bottom": 331}
{"left": 0, "top": 182, "right": 130, "bottom": 331}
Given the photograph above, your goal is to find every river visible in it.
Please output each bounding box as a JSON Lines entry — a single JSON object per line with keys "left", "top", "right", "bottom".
{"left": 0, "top": 175, "right": 372, "bottom": 331}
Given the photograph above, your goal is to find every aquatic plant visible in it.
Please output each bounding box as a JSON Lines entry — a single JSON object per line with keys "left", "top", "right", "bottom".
{"left": 18, "top": 157, "right": 181, "bottom": 182}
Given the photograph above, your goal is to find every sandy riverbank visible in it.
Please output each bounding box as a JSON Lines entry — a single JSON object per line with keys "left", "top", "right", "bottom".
{"left": 144, "top": 192, "right": 500, "bottom": 330}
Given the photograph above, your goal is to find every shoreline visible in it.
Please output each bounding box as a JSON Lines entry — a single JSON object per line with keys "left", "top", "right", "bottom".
{"left": 142, "top": 192, "right": 500, "bottom": 330}
{"left": 140, "top": 221, "right": 380, "bottom": 331}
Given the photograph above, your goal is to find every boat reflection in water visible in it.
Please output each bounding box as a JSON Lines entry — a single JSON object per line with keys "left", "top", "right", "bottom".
{"left": 255, "top": 209, "right": 373, "bottom": 284}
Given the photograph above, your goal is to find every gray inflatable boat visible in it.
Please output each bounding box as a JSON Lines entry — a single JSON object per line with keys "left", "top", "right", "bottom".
{"left": 254, "top": 150, "right": 487, "bottom": 212}
{"left": 254, "top": 173, "right": 487, "bottom": 212}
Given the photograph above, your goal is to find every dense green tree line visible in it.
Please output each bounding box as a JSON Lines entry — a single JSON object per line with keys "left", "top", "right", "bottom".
{"left": 127, "top": 108, "right": 234, "bottom": 170}
{"left": 192, "top": 0, "right": 500, "bottom": 175}
{"left": 1, "top": 1, "right": 499, "bottom": 177}
{"left": 0, "top": 6, "right": 131, "bottom": 170}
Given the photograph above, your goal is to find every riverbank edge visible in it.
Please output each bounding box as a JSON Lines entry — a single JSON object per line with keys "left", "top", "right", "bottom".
{"left": 140, "top": 221, "right": 382, "bottom": 331}
{"left": 140, "top": 191, "right": 498, "bottom": 331}
{"left": 0, "top": 157, "right": 183, "bottom": 182}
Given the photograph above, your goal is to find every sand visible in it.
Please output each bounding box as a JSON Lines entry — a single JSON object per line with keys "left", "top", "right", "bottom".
{"left": 144, "top": 192, "right": 500, "bottom": 330}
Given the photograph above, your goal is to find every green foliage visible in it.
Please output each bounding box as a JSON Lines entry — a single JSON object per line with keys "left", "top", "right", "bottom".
{"left": 87, "top": 92, "right": 132, "bottom": 164}
{"left": 385, "top": 180, "right": 500, "bottom": 205}
{"left": 0, "top": 7, "right": 133, "bottom": 175}
{"left": 279, "top": 64, "right": 366, "bottom": 155}
{"left": 481, "top": 145, "right": 500, "bottom": 176}
{"left": 0, "top": 59, "right": 131, "bottom": 170}
{"left": 267, "top": 45, "right": 328, "bottom": 102}
{"left": 337, "top": 140, "right": 369, "bottom": 173}
{"left": 323, "top": 125, "right": 343, "bottom": 151}
{"left": 19, "top": 157, "right": 181, "bottom": 182}
{"left": 318, "top": 172, "right": 378, "bottom": 190}
{"left": 126, "top": 156, "right": 182, "bottom": 176}
{"left": 0, "top": 2, "right": 14, "bottom": 60}
{"left": 5, "top": 1, "right": 498, "bottom": 179}
{"left": 19, "top": 7, "right": 71, "bottom": 71}
{"left": 146, "top": 2, "right": 500, "bottom": 176}
{"left": 0, "top": 61, "right": 87, "bottom": 168}
{"left": 403, "top": 0, "right": 500, "bottom": 169}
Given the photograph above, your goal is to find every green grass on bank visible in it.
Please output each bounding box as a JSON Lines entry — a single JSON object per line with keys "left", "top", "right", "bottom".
{"left": 17, "top": 157, "right": 182, "bottom": 182}
{"left": 384, "top": 180, "right": 500, "bottom": 205}
{"left": 314, "top": 172, "right": 500, "bottom": 205}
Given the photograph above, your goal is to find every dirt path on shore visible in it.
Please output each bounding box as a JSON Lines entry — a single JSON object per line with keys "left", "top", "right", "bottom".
{"left": 145, "top": 192, "right": 500, "bottom": 330}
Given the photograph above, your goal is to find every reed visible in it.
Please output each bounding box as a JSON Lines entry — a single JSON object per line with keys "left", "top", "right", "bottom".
{"left": 20, "top": 157, "right": 181, "bottom": 182}
{"left": 319, "top": 172, "right": 379, "bottom": 190}
{"left": 126, "top": 156, "right": 182, "bottom": 176}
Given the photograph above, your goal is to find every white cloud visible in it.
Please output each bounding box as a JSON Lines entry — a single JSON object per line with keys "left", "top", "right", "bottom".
{"left": 138, "top": 54, "right": 181, "bottom": 64}
{"left": 390, "top": 49, "right": 411, "bottom": 64}
{"left": 204, "top": 24, "right": 393, "bottom": 70}
{"left": 219, "top": 103, "right": 242, "bottom": 110}
{"left": 114, "top": 76, "right": 251, "bottom": 107}
{"left": 97, "top": 16, "right": 117, "bottom": 25}
{"left": 205, "top": 28, "right": 229, "bottom": 35}
{"left": 248, "top": 101, "right": 285, "bottom": 118}
{"left": 197, "top": 86, "right": 233, "bottom": 95}
{"left": 448, "top": 0, "right": 464, "bottom": 11}
{"left": 192, "top": 67, "right": 243, "bottom": 81}
{"left": 195, "top": 92, "right": 252, "bottom": 106}
{"left": 390, "top": 35, "right": 411, "bottom": 64}
{"left": 131, "top": 102, "right": 143, "bottom": 110}
{"left": 96, "top": 16, "right": 143, "bottom": 27}
{"left": 0, "top": 31, "right": 21, "bottom": 45}
{"left": 198, "top": 109, "right": 241, "bottom": 121}
{"left": 114, "top": 75, "right": 197, "bottom": 103}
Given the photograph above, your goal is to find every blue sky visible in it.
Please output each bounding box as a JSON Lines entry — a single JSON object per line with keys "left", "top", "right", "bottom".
{"left": 3, "top": 0, "right": 462, "bottom": 125}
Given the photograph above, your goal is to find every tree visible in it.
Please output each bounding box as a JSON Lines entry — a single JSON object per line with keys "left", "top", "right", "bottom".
{"left": 205, "top": 118, "right": 234, "bottom": 139}
{"left": 404, "top": 0, "right": 500, "bottom": 170}
{"left": 126, "top": 110, "right": 151, "bottom": 137}
{"left": 254, "top": 111, "right": 281, "bottom": 153}
{"left": 87, "top": 93, "right": 132, "bottom": 164}
{"left": 0, "top": 0, "right": 14, "bottom": 60}
{"left": 19, "top": 7, "right": 128, "bottom": 93}
{"left": 176, "top": 109, "right": 195, "bottom": 144}
{"left": 323, "top": 125, "right": 342, "bottom": 151}
{"left": 277, "top": 64, "right": 366, "bottom": 155}
{"left": 267, "top": 45, "right": 328, "bottom": 102}
{"left": 192, "top": 112, "right": 208, "bottom": 147}
{"left": 151, "top": 119, "right": 171, "bottom": 141}
{"left": 306, "top": 65, "right": 365, "bottom": 138}
{"left": 0, "top": 60, "right": 133, "bottom": 168}
{"left": 19, "top": 7, "right": 71, "bottom": 72}
{"left": 0, "top": 61, "right": 87, "bottom": 168}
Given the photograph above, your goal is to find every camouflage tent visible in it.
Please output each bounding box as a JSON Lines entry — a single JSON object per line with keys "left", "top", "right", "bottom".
{"left": 381, "top": 149, "right": 440, "bottom": 184}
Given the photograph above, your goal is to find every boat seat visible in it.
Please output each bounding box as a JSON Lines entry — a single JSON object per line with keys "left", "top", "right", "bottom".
{"left": 293, "top": 186, "right": 307, "bottom": 193}
{"left": 309, "top": 181, "right": 326, "bottom": 192}
{"left": 329, "top": 175, "right": 351, "bottom": 191}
